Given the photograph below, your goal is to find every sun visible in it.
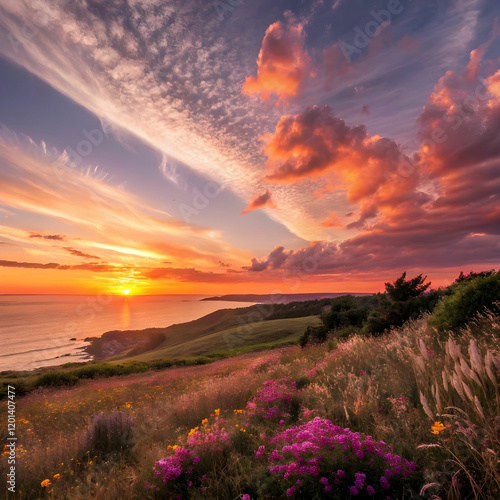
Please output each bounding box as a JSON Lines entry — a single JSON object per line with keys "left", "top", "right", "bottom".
{"left": 122, "top": 289, "right": 131, "bottom": 295}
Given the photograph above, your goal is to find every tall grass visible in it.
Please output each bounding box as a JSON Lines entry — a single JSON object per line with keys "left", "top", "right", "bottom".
{"left": 1, "top": 314, "right": 499, "bottom": 498}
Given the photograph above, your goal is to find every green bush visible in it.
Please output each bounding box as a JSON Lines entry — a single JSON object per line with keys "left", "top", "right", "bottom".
{"left": 34, "top": 370, "right": 78, "bottom": 387}
{"left": 430, "top": 271, "right": 500, "bottom": 334}
{"left": 299, "top": 325, "right": 327, "bottom": 347}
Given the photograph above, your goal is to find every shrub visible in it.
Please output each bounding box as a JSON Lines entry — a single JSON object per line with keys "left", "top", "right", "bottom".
{"left": 34, "top": 370, "right": 78, "bottom": 387}
{"left": 255, "top": 417, "right": 419, "bottom": 499}
{"left": 321, "top": 295, "right": 370, "bottom": 331}
{"left": 146, "top": 446, "right": 205, "bottom": 496}
{"left": 85, "top": 411, "right": 134, "bottom": 457}
{"left": 246, "top": 377, "right": 301, "bottom": 425}
{"left": 430, "top": 271, "right": 500, "bottom": 334}
{"left": 299, "top": 325, "right": 327, "bottom": 346}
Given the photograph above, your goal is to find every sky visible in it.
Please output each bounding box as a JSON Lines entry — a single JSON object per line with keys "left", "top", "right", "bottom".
{"left": 0, "top": 0, "right": 499, "bottom": 295}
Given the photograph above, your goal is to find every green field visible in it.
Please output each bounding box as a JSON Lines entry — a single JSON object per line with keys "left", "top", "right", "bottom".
{"left": 0, "top": 314, "right": 321, "bottom": 397}
{"left": 118, "top": 315, "right": 322, "bottom": 363}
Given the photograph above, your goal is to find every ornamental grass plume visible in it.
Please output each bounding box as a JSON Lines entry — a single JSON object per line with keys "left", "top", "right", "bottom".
{"left": 416, "top": 312, "right": 500, "bottom": 498}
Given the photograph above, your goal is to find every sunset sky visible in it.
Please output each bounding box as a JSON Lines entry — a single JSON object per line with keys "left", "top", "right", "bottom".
{"left": 0, "top": 0, "right": 499, "bottom": 295}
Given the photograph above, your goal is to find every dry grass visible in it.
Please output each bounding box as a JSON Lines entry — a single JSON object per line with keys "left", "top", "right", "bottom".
{"left": 1, "top": 315, "right": 499, "bottom": 499}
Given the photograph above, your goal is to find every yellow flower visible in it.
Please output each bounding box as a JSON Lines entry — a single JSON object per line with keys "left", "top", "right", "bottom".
{"left": 41, "top": 479, "right": 52, "bottom": 487}
{"left": 53, "top": 474, "right": 61, "bottom": 480}
{"left": 431, "top": 421, "right": 446, "bottom": 435}
{"left": 172, "top": 445, "right": 178, "bottom": 450}
{"left": 214, "top": 409, "right": 220, "bottom": 416}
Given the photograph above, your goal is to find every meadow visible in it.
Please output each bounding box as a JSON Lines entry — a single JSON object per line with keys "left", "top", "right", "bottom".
{"left": 1, "top": 309, "right": 499, "bottom": 499}
{"left": 2, "top": 272, "right": 500, "bottom": 499}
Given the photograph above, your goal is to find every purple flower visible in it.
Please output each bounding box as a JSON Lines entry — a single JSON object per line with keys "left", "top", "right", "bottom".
{"left": 325, "top": 485, "right": 332, "bottom": 492}
{"left": 286, "top": 486, "right": 295, "bottom": 497}
{"left": 337, "top": 469, "right": 346, "bottom": 479}
{"left": 366, "top": 485, "right": 375, "bottom": 496}
{"left": 320, "top": 477, "right": 329, "bottom": 485}
{"left": 242, "top": 495, "right": 251, "bottom": 500}
{"left": 350, "top": 486, "right": 359, "bottom": 495}
{"left": 354, "top": 472, "right": 366, "bottom": 488}
{"left": 380, "top": 476, "right": 390, "bottom": 489}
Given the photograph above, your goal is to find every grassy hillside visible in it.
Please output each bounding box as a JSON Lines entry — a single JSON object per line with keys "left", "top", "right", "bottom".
{"left": 0, "top": 314, "right": 321, "bottom": 398}
{"left": 2, "top": 311, "right": 498, "bottom": 499}
{"left": 119, "top": 316, "right": 322, "bottom": 362}
{"left": 84, "top": 298, "right": 337, "bottom": 359}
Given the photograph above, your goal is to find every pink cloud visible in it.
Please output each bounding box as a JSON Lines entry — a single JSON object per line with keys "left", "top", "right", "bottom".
{"left": 241, "top": 190, "right": 273, "bottom": 215}
{"left": 243, "top": 17, "right": 310, "bottom": 102}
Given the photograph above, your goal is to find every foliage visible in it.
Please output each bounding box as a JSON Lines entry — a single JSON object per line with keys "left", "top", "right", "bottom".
{"left": 385, "top": 272, "right": 431, "bottom": 302}
{"left": 430, "top": 271, "right": 500, "bottom": 334}
{"left": 301, "top": 272, "right": 440, "bottom": 345}
{"left": 452, "top": 269, "right": 496, "bottom": 286}
{"left": 2, "top": 274, "right": 500, "bottom": 500}
{"left": 256, "top": 417, "right": 419, "bottom": 499}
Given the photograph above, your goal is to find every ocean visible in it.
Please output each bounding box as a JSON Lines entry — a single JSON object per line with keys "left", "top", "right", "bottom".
{"left": 0, "top": 295, "right": 254, "bottom": 372}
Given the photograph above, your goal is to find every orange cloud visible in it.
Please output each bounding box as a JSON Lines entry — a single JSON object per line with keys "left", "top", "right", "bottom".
{"left": 243, "top": 18, "right": 310, "bottom": 102}
{"left": 241, "top": 190, "right": 273, "bottom": 214}
{"left": 320, "top": 212, "right": 344, "bottom": 228}
{"left": 248, "top": 40, "right": 500, "bottom": 276}
{"left": 264, "top": 105, "right": 419, "bottom": 227}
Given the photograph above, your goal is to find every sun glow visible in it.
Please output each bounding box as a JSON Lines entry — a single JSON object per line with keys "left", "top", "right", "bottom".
{"left": 122, "top": 289, "right": 131, "bottom": 295}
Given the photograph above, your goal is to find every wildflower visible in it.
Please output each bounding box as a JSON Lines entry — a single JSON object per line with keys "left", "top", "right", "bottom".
{"left": 380, "top": 476, "right": 390, "bottom": 489}
{"left": 41, "top": 479, "right": 51, "bottom": 487}
{"left": 431, "top": 421, "right": 446, "bottom": 435}
{"left": 350, "top": 485, "right": 359, "bottom": 495}
{"left": 360, "top": 370, "right": 367, "bottom": 375}
{"left": 286, "top": 485, "right": 295, "bottom": 497}
{"left": 242, "top": 495, "right": 251, "bottom": 500}
{"left": 214, "top": 409, "right": 220, "bottom": 416}
{"left": 367, "top": 485, "right": 375, "bottom": 495}
{"left": 320, "top": 477, "right": 329, "bottom": 485}
{"left": 53, "top": 474, "right": 61, "bottom": 480}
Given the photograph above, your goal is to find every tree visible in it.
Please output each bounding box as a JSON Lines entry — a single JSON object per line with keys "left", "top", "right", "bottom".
{"left": 385, "top": 272, "right": 431, "bottom": 302}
